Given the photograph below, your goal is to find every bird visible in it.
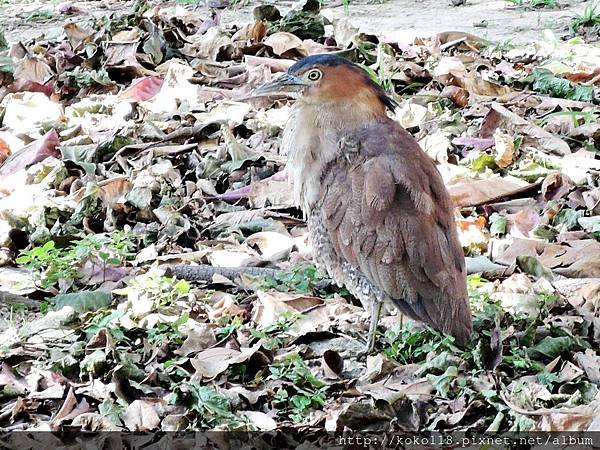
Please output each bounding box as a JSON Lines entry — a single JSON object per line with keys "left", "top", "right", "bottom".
{"left": 253, "top": 54, "right": 472, "bottom": 351}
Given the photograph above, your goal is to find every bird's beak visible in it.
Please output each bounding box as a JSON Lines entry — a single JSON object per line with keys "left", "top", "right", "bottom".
{"left": 252, "top": 73, "right": 307, "bottom": 97}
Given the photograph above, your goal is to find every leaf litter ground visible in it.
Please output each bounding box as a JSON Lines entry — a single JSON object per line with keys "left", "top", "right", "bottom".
{"left": 0, "top": 0, "right": 600, "bottom": 442}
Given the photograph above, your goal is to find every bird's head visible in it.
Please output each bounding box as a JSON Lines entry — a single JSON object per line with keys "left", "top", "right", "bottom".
{"left": 253, "top": 54, "right": 396, "bottom": 115}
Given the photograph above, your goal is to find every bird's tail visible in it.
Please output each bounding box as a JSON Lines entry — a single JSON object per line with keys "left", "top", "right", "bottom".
{"left": 391, "top": 294, "right": 473, "bottom": 347}
{"left": 443, "top": 297, "right": 473, "bottom": 347}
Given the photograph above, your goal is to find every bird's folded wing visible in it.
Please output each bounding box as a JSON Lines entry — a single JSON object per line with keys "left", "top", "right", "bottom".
{"left": 319, "top": 132, "right": 470, "bottom": 336}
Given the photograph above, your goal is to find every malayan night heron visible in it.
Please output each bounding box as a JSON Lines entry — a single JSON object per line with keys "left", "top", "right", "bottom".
{"left": 254, "top": 54, "right": 472, "bottom": 351}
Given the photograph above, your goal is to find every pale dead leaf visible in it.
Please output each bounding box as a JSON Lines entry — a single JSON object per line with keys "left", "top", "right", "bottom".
{"left": 174, "top": 321, "right": 217, "bottom": 356}
{"left": 264, "top": 32, "right": 306, "bottom": 56}
{"left": 332, "top": 17, "right": 359, "bottom": 48}
{"left": 574, "top": 350, "right": 600, "bottom": 383}
{"left": 532, "top": 400, "right": 600, "bottom": 431}
{"left": 72, "top": 413, "right": 121, "bottom": 431}
{"left": 559, "top": 361, "right": 584, "bottom": 383}
{"left": 244, "top": 231, "right": 295, "bottom": 263}
{"left": 396, "top": 102, "right": 429, "bottom": 128}
{"left": 30, "top": 384, "right": 66, "bottom": 399}
{"left": 359, "top": 353, "right": 399, "bottom": 383}
{"left": 2, "top": 92, "right": 62, "bottom": 135}
{"left": 248, "top": 178, "right": 294, "bottom": 208}
{"left": 191, "top": 344, "right": 261, "bottom": 379}
{"left": 240, "top": 411, "right": 277, "bottom": 431}
{"left": 123, "top": 400, "right": 161, "bottom": 432}
{"left": 13, "top": 56, "right": 54, "bottom": 84}
{"left": 252, "top": 291, "right": 324, "bottom": 329}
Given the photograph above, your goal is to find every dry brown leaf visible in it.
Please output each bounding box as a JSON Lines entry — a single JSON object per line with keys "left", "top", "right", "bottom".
{"left": 123, "top": 400, "right": 161, "bottom": 431}
{"left": 174, "top": 321, "right": 217, "bottom": 357}
{"left": 13, "top": 56, "right": 54, "bottom": 84}
{"left": 52, "top": 387, "right": 78, "bottom": 423}
{"left": 532, "top": 400, "right": 600, "bottom": 431}
{"left": 264, "top": 32, "right": 306, "bottom": 57}
{"left": 493, "top": 238, "right": 543, "bottom": 266}
{"left": 248, "top": 20, "right": 267, "bottom": 43}
{"left": 63, "top": 22, "right": 95, "bottom": 48}
{"left": 0, "top": 138, "right": 11, "bottom": 165}
{"left": 191, "top": 344, "right": 261, "bottom": 379}
{"left": 542, "top": 172, "right": 575, "bottom": 201}
{"left": 506, "top": 208, "right": 541, "bottom": 238}
{"left": 244, "top": 55, "right": 295, "bottom": 73}
{"left": 573, "top": 350, "right": 600, "bottom": 383}
{"left": 0, "top": 129, "right": 60, "bottom": 176}
{"left": 540, "top": 240, "right": 600, "bottom": 277}
{"left": 321, "top": 350, "right": 344, "bottom": 379}
{"left": 447, "top": 174, "right": 531, "bottom": 207}
{"left": 252, "top": 291, "right": 324, "bottom": 329}
{"left": 481, "top": 102, "right": 571, "bottom": 156}
{"left": 494, "top": 129, "right": 515, "bottom": 168}
{"left": 72, "top": 413, "right": 121, "bottom": 431}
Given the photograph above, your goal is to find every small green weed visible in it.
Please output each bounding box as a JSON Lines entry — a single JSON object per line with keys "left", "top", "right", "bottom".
{"left": 26, "top": 9, "right": 54, "bottom": 21}
{"left": 172, "top": 383, "right": 242, "bottom": 428}
{"left": 250, "top": 311, "right": 301, "bottom": 349}
{"left": 524, "top": 68, "right": 594, "bottom": 102}
{"left": 570, "top": 2, "right": 600, "bottom": 32}
{"left": 16, "top": 231, "right": 137, "bottom": 292}
{"left": 268, "top": 354, "right": 327, "bottom": 421}
{"left": 148, "top": 313, "right": 190, "bottom": 346}
{"left": 506, "top": 0, "right": 558, "bottom": 8}
{"left": 261, "top": 264, "right": 321, "bottom": 293}
{"left": 217, "top": 315, "right": 243, "bottom": 340}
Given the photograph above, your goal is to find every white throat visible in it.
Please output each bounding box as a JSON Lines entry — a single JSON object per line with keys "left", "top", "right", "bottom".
{"left": 282, "top": 100, "right": 380, "bottom": 214}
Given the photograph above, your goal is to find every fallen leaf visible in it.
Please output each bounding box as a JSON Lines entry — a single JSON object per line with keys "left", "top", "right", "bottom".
{"left": 0, "top": 129, "right": 60, "bottom": 176}
{"left": 252, "top": 291, "right": 324, "bottom": 329}
{"left": 447, "top": 174, "right": 531, "bottom": 207}
{"left": 494, "top": 129, "right": 516, "bottom": 168}
{"left": 120, "top": 76, "right": 164, "bottom": 101}
{"left": 321, "top": 350, "right": 344, "bottom": 379}
{"left": 481, "top": 102, "right": 571, "bottom": 156}
{"left": 191, "top": 344, "right": 261, "bottom": 379}
{"left": 264, "top": 32, "right": 306, "bottom": 56}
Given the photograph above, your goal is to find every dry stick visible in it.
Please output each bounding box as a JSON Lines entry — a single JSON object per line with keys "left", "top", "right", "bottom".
{"left": 166, "top": 258, "right": 513, "bottom": 283}
{"left": 166, "top": 264, "right": 600, "bottom": 295}
{"left": 439, "top": 37, "right": 467, "bottom": 51}
{"left": 165, "top": 264, "right": 283, "bottom": 282}
{"left": 0, "top": 291, "right": 41, "bottom": 309}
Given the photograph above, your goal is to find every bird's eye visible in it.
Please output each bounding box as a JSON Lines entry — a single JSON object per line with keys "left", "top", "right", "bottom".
{"left": 306, "top": 69, "right": 322, "bottom": 81}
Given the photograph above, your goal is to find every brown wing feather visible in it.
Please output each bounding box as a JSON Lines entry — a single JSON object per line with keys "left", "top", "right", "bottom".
{"left": 320, "top": 119, "right": 472, "bottom": 345}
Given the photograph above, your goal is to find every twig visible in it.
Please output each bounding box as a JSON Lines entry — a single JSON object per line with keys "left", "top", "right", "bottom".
{"left": 440, "top": 37, "right": 467, "bottom": 51}
{"left": 0, "top": 291, "right": 41, "bottom": 309}
{"left": 164, "top": 264, "right": 283, "bottom": 282}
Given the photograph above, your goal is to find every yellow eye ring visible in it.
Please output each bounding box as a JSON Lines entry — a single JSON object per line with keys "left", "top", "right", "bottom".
{"left": 306, "top": 69, "right": 322, "bottom": 81}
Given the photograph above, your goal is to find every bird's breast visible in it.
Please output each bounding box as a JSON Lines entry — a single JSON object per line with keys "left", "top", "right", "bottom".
{"left": 282, "top": 105, "right": 339, "bottom": 214}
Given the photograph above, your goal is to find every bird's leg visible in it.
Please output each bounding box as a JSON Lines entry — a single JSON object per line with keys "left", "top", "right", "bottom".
{"left": 366, "top": 299, "right": 383, "bottom": 353}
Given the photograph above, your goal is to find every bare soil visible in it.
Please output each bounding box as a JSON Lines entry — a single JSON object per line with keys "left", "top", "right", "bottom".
{"left": 0, "top": 0, "right": 591, "bottom": 46}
